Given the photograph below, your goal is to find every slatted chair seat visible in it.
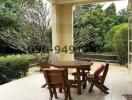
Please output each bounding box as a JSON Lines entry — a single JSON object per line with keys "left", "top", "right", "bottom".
{"left": 87, "top": 74, "right": 94, "bottom": 79}
{"left": 71, "top": 68, "right": 90, "bottom": 76}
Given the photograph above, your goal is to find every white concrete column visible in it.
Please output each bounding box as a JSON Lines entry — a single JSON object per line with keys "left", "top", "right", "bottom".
{"left": 51, "top": 4, "right": 74, "bottom": 61}
{"left": 128, "top": 0, "right": 132, "bottom": 74}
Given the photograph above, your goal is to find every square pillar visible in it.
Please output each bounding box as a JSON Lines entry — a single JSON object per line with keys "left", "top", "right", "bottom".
{"left": 128, "top": 0, "right": 132, "bottom": 74}
{"left": 51, "top": 4, "right": 74, "bottom": 60}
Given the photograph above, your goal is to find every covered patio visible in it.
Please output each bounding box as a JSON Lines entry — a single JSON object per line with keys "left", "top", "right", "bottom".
{"left": 0, "top": 0, "right": 132, "bottom": 100}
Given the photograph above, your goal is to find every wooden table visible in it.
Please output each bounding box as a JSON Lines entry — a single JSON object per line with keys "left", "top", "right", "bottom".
{"left": 51, "top": 60, "right": 93, "bottom": 95}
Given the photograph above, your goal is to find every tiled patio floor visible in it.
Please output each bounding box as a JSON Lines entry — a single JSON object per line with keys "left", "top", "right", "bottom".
{"left": 0, "top": 72, "right": 132, "bottom": 100}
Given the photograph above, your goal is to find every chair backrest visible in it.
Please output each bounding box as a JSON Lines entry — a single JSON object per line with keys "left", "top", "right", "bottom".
{"left": 94, "top": 64, "right": 105, "bottom": 78}
{"left": 43, "top": 68, "right": 67, "bottom": 87}
{"left": 39, "top": 61, "right": 50, "bottom": 71}
{"left": 39, "top": 61, "right": 50, "bottom": 68}
{"left": 101, "top": 63, "right": 109, "bottom": 84}
{"left": 94, "top": 63, "right": 109, "bottom": 83}
{"left": 49, "top": 54, "right": 60, "bottom": 63}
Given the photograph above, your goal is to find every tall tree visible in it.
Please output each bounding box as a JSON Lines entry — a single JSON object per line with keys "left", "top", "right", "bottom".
{"left": 0, "top": 0, "right": 51, "bottom": 53}
{"left": 74, "top": 4, "right": 115, "bottom": 52}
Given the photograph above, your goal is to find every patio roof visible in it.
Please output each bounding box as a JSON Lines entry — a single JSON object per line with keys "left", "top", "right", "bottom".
{"left": 48, "top": 0, "right": 121, "bottom": 4}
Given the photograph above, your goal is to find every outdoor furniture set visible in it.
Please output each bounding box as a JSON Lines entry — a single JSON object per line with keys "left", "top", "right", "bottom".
{"left": 40, "top": 54, "right": 109, "bottom": 100}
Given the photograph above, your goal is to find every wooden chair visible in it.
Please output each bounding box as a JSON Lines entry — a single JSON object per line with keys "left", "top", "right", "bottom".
{"left": 39, "top": 61, "right": 50, "bottom": 88}
{"left": 40, "top": 54, "right": 60, "bottom": 88}
{"left": 43, "top": 68, "right": 72, "bottom": 100}
{"left": 87, "top": 63, "right": 109, "bottom": 94}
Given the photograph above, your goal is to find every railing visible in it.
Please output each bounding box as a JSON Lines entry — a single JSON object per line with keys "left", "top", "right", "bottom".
{"left": 75, "top": 53, "right": 119, "bottom": 63}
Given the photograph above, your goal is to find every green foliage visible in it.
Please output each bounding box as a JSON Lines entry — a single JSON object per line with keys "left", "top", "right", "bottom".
{"left": 0, "top": 55, "right": 29, "bottom": 84}
{"left": 0, "top": 15, "right": 18, "bottom": 31}
{"left": 74, "top": 3, "right": 128, "bottom": 53}
{"left": 0, "top": 0, "right": 23, "bottom": 20}
{"left": 0, "top": 0, "right": 21, "bottom": 32}
{"left": 116, "top": 9, "right": 128, "bottom": 24}
{"left": 105, "top": 3, "right": 116, "bottom": 17}
{"left": 105, "top": 23, "right": 128, "bottom": 65}
{"left": 74, "top": 4, "right": 116, "bottom": 52}
{"left": 0, "top": 0, "right": 51, "bottom": 54}
{"left": 0, "top": 0, "right": 23, "bottom": 53}
{"left": 44, "top": 28, "right": 52, "bottom": 50}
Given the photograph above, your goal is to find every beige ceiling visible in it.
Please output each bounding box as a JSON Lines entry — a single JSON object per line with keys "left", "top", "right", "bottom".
{"left": 48, "top": 0, "right": 121, "bottom": 4}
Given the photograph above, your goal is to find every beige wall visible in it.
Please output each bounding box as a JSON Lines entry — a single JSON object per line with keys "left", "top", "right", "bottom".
{"left": 51, "top": 4, "right": 74, "bottom": 60}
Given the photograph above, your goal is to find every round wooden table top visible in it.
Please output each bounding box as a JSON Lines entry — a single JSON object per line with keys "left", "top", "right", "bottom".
{"left": 51, "top": 60, "right": 93, "bottom": 68}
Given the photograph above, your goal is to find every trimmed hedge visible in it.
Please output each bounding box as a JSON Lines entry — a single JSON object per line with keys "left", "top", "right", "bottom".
{"left": 105, "top": 23, "right": 128, "bottom": 65}
{"left": 0, "top": 55, "right": 29, "bottom": 85}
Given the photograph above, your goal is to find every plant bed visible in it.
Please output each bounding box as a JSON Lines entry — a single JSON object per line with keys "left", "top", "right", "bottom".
{"left": 0, "top": 55, "right": 29, "bottom": 85}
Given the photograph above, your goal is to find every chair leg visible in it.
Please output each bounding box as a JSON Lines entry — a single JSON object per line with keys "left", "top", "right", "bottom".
{"left": 72, "top": 75, "right": 77, "bottom": 85}
{"left": 89, "top": 84, "right": 94, "bottom": 93}
{"left": 102, "top": 85, "right": 109, "bottom": 90}
{"left": 94, "top": 82, "right": 109, "bottom": 94}
{"left": 53, "top": 87, "right": 58, "bottom": 99}
{"left": 64, "top": 88, "right": 68, "bottom": 100}
{"left": 49, "top": 88, "right": 53, "bottom": 100}
{"left": 97, "top": 86, "right": 109, "bottom": 94}
{"left": 68, "top": 87, "right": 72, "bottom": 100}
{"left": 41, "top": 83, "right": 47, "bottom": 88}
{"left": 59, "top": 87, "right": 62, "bottom": 93}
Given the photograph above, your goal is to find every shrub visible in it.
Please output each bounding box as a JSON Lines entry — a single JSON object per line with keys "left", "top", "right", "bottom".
{"left": 0, "top": 55, "right": 29, "bottom": 84}
{"left": 105, "top": 23, "right": 128, "bottom": 65}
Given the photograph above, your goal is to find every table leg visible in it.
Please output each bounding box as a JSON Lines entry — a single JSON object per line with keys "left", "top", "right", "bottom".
{"left": 65, "top": 68, "right": 68, "bottom": 79}
{"left": 77, "top": 68, "right": 81, "bottom": 95}
{"left": 82, "top": 69, "right": 85, "bottom": 81}
{"left": 82, "top": 69, "right": 87, "bottom": 89}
